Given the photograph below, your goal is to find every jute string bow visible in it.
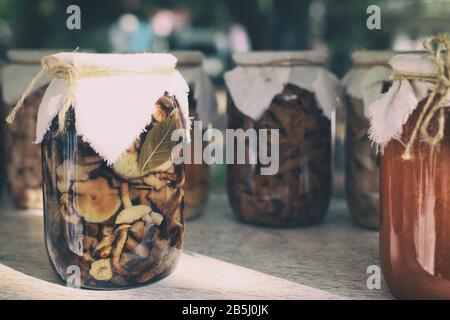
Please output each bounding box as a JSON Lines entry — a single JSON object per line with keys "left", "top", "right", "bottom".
{"left": 6, "top": 54, "right": 176, "bottom": 133}
{"left": 392, "top": 35, "right": 450, "bottom": 160}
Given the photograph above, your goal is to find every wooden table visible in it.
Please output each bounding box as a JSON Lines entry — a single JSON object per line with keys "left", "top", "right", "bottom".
{"left": 0, "top": 193, "right": 393, "bottom": 300}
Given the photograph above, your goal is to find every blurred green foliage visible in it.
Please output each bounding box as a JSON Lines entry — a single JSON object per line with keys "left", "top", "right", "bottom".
{"left": 0, "top": 0, "right": 439, "bottom": 75}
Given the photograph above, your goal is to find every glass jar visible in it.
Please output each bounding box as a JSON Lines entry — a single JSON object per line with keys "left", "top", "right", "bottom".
{"left": 8, "top": 52, "right": 189, "bottom": 289}
{"left": 370, "top": 49, "right": 450, "bottom": 299}
{"left": 343, "top": 51, "right": 394, "bottom": 229}
{"left": 225, "top": 52, "right": 339, "bottom": 227}
{"left": 380, "top": 101, "right": 450, "bottom": 299}
{"left": 1, "top": 50, "right": 58, "bottom": 208}
{"left": 42, "top": 98, "right": 184, "bottom": 289}
{"left": 174, "top": 51, "right": 217, "bottom": 220}
{"left": 0, "top": 61, "right": 5, "bottom": 195}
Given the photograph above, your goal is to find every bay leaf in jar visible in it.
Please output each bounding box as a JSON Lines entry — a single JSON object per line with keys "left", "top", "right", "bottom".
{"left": 139, "top": 110, "right": 179, "bottom": 172}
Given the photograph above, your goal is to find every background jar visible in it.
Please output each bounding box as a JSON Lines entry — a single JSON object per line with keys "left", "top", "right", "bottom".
{"left": 375, "top": 53, "right": 450, "bottom": 299}
{"left": 173, "top": 51, "right": 217, "bottom": 220}
{"left": 342, "top": 51, "right": 394, "bottom": 229}
{"left": 0, "top": 60, "right": 5, "bottom": 197}
{"left": 225, "top": 51, "right": 339, "bottom": 227}
{"left": 42, "top": 95, "right": 185, "bottom": 289}
{"left": 1, "top": 50, "right": 58, "bottom": 208}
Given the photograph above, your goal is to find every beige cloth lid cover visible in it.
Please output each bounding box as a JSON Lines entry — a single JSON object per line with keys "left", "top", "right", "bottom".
{"left": 32, "top": 52, "right": 190, "bottom": 165}
{"left": 367, "top": 53, "right": 448, "bottom": 148}
{"left": 341, "top": 51, "right": 395, "bottom": 104}
{"left": 224, "top": 51, "right": 340, "bottom": 120}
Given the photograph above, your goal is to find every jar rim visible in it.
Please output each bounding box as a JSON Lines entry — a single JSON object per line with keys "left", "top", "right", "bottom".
{"left": 351, "top": 50, "right": 425, "bottom": 68}
{"left": 232, "top": 51, "right": 327, "bottom": 67}
{"left": 390, "top": 52, "right": 437, "bottom": 75}
{"left": 7, "top": 49, "right": 66, "bottom": 64}
{"left": 172, "top": 51, "right": 204, "bottom": 67}
{"left": 44, "top": 52, "right": 177, "bottom": 72}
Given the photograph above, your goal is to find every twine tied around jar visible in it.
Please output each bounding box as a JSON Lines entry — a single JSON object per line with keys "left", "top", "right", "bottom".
{"left": 392, "top": 35, "right": 450, "bottom": 160}
{"left": 6, "top": 54, "right": 176, "bottom": 133}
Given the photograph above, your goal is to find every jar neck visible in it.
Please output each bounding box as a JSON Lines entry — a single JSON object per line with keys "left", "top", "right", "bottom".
{"left": 236, "top": 59, "right": 324, "bottom": 68}
{"left": 352, "top": 62, "right": 390, "bottom": 69}
{"left": 177, "top": 62, "right": 202, "bottom": 69}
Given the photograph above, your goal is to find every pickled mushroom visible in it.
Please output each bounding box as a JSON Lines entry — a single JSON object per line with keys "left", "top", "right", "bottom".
{"left": 143, "top": 174, "right": 167, "bottom": 190}
{"left": 153, "top": 103, "right": 167, "bottom": 122}
{"left": 89, "top": 259, "right": 113, "bottom": 281}
{"left": 72, "top": 177, "right": 121, "bottom": 223}
{"left": 60, "top": 193, "right": 80, "bottom": 224}
{"left": 115, "top": 205, "right": 151, "bottom": 224}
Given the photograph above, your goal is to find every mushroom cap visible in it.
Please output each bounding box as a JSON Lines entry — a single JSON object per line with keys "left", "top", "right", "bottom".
{"left": 73, "top": 177, "right": 121, "bottom": 223}
{"left": 89, "top": 259, "right": 113, "bottom": 281}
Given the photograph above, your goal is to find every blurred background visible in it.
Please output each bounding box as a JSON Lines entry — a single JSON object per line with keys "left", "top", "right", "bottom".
{"left": 1, "top": 0, "right": 450, "bottom": 194}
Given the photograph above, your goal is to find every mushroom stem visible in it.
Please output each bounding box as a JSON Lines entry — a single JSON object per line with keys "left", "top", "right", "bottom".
{"left": 120, "top": 183, "right": 133, "bottom": 208}
{"left": 112, "top": 227, "right": 130, "bottom": 276}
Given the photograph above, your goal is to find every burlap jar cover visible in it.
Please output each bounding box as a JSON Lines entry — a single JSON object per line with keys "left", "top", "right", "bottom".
{"left": 1, "top": 50, "right": 60, "bottom": 208}
{"left": 225, "top": 51, "right": 340, "bottom": 227}
{"left": 7, "top": 52, "right": 190, "bottom": 289}
{"left": 368, "top": 36, "right": 450, "bottom": 299}
{"left": 341, "top": 51, "right": 395, "bottom": 229}
{"left": 173, "top": 51, "right": 217, "bottom": 220}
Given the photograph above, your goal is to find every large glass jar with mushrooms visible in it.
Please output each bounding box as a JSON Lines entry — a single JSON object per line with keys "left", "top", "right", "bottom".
{"left": 173, "top": 51, "right": 217, "bottom": 220}
{"left": 369, "top": 38, "right": 450, "bottom": 299}
{"left": 7, "top": 52, "right": 189, "bottom": 289}
{"left": 224, "top": 52, "right": 339, "bottom": 227}
{"left": 1, "top": 50, "right": 58, "bottom": 208}
{"left": 342, "top": 51, "right": 394, "bottom": 229}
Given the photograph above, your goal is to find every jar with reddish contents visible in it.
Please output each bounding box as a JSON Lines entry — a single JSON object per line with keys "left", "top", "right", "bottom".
{"left": 380, "top": 102, "right": 450, "bottom": 299}
{"left": 369, "top": 47, "right": 450, "bottom": 299}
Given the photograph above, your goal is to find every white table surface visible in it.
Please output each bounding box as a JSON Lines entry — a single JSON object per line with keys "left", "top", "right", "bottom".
{"left": 0, "top": 193, "right": 393, "bottom": 300}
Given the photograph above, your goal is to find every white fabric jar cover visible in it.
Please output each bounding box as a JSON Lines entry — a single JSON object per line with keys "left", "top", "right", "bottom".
{"left": 367, "top": 52, "right": 450, "bottom": 150}
{"left": 224, "top": 51, "right": 340, "bottom": 121}
{"left": 7, "top": 52, "right": 190, "bottom": 165}
{"left": 341, "top": 51, "right": 395, "bottom": 110}
{"left": 173, "top": 51, "right": 217, "bottom": 127}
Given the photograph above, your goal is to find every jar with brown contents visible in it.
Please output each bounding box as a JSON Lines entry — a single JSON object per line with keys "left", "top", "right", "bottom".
{"left": 184, "top": 91, "right": 210, "bottom": 220}
{"left": 42, "top": 97, "right": 184, "bottom": 289}
{"left": 342, "top": 51, "right": 394, "bottom": 229}
{"left": 8, "top": 52, "right": 190, "bottom": 289}
{"left": 225, "top": 51, "right": 339, "bottom": 227}
{"left": 173, "top": 51, "right": 217, "bottom": 220}
{"left": 0, "top": 61, "right": 5, "bottom": 195}
{"left": 2, "top": 50, "right": 59, "bottom": 208}
{"left": 368, "top": 42, "right": 450, "bottom": 299}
